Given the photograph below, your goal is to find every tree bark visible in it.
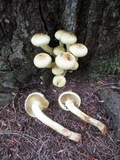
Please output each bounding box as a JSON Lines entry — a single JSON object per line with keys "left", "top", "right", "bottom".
{"left": 0, "top": 0, "right": 120, "bottom": 95}
{"left": 98, "top": 88, "right": 120, "bottom": 139}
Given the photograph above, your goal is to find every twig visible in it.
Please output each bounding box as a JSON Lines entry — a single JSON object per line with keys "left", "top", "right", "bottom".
{"left": 86, "top": 82, "right": 120, "bottom": 100}
{"left": 11, "top": 92, "right": 18, "bottom": 121}
{"left": 108, "top": 155, "right": 120, "bottom": 160}
{"left": 91, "top": 135, "right": 113, "bottom": 152}
{"left": 111, "top": 86, "right": 120, "bottom": 90}
{"left": 107, "top": 132, "right": 114, "bottom": 143}
{"left": 0, "top": 130, "right": 37, "bottom": 147}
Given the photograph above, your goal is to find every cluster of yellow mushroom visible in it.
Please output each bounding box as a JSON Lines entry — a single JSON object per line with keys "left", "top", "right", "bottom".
{"left": 31, "top": 29, "right": 88, "bottom": 87}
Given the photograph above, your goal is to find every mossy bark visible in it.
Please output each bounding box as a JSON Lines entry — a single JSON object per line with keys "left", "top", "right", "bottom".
{"left": 0, "top": 0, "right": 120, "bottom": 97}
{"left": 98, "top": 88, "right": 120, "bottom": 139}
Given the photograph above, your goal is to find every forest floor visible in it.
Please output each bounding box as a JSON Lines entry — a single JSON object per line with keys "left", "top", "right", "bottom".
{"left": 0, "top": 69, "right": 120, "bottom": 160}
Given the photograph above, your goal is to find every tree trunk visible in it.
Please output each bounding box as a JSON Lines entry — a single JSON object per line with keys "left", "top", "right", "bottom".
{"left": 0, "top": 0, "right": 120, "bottom": 99}
{"left": 98, "top": 88, "right": 120, "bottom": 139}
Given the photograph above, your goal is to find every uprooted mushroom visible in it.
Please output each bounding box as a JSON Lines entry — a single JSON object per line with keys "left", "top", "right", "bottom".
{"left": 24, "top": 92, "right": 82, "bottom": 142}
{"left": 58, "top": 91, "right": 107, "bottom": 135}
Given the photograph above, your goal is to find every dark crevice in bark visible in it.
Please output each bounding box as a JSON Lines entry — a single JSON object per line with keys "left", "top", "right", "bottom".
{"left": 39, "top": 0, "right": 48, "bottom": 32}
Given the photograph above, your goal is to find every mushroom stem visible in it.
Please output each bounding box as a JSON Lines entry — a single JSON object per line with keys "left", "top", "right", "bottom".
{"left": 65, "top": 100, "right": 107, "bottom": 135}
{"left": 66, "top": 44, "right": 70, "bottom": 52}
{"left": 40, "top": 45, "right": 54, "bottom": 56}
{"left": 31, "top": 101, "right": 82, "bottom": 142}
{"left": 59, "top": 41, "right": 64, "bottom": 48}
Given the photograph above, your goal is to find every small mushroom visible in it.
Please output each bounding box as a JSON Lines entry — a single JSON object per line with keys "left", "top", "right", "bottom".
{"left": 60, "top": 31, "right": 77, "bottom": 51}
{"left": 52, "top": 75, "right": 66, "bottom": 87}
{"left": 69, "top": 43, "right": 88, "bottom": 57}
{"left": 70, "top": 61, "right": 79, "bottom": 71}
{"left": 55, "top": 52, "right": 76, "bottom": 70}
{"left": 52, "top": 66, "right": 65, "bottom": 75}
{"left": 58, "top": 91, "right": 107, "bottom": 135}
{"left": 25, "top": 92, "right": 82, "bottom": 142}
{"left": 31, "top": 33, "right": 53, "bottom": 55}
{"left": 54, "top": 29, "right": 66, "bottom": 47}
{"left": 33, "top": 53, "right": 52, "bottom": 68}
{"left": 68, "top": 61, "right": 79, "bottom": 73}
{"left": 53, "top": 46, "right": 65, "bottom": 56}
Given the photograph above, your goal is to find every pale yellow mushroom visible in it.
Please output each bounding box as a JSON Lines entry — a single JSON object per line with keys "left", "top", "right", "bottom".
{"left": 25, "top": 92, "right": 82, "bottom": 142}
{"left": 53, "top": 46, "right": 65, "bottom": 56}
{"left": 58, "top": 91, "right": 107, "bottom": 135}
{"left": 54, "top": 29, "right": 66, "bottom": 47}
{"left": 52, "top": 66, "right": 65, "bottom": 75}
{"left": 69, "top": 43, "right": 88, "bottom": 57}
{"left": 60, "top": 31, "right": 77, "bottom": 51}
{"left": 55, "top": 52, "right": 76, "bottom": 70}
{"left": 52, "top": 75, "right": 66, "bottom": 87}
{"left": 70, "top": 61, "right": 79, "bottom": 71}
{"left": 33, "top": 53, "right": 52, "bottom": 68}
{"left": 31, "top": 33, "right": 54, "bottom": 56}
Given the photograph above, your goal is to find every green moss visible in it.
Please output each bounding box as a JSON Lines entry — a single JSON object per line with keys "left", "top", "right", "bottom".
{"left": 0, "top": 71, "right": 19, "bottom": 91}
{"left": 88, "top": 52, "right": 120, "bottom": 82}
{"left": 96, "top": 54, "right": 120, "bottom": 75}
{"left": 1, "top": 45, "right": 13, "bottom": 57}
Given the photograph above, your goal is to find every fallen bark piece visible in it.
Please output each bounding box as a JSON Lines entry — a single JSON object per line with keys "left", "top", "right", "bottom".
{"left": 98, "top": 88, "right": 120, "bottom": 139}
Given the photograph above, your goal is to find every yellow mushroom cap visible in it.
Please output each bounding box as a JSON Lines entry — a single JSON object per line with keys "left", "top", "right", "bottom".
{"left": 31, "top": 33, "right": 50, "bottom": 47}
{"left": 69, "top": 43, "right": 88, "bottom": 57}
{"left": 60, "top": 32, "right": 77, "bottom": 45}
{"left": 70, "top": 61, "right": 79, "bottom": 71}
{"left": 52, "top": 75, "right": 66, "bottom": 87}
{"left": 55, "top": 52, "right": 76, "bottom": 70}
{"left": 33, "top": 53, "right": 52, "bottom": 68}
{"left": 54, "top": 29, "right": 66, "bottom": 40}
{"left": 25, "top": 92, "right": 49, "bottom": 117}
{"left": 52, "top": 66, "right": 65, "bottom": 75}
{"left": 53, "top": 46, "right": 65, "bottom": 56}
{"left": 58, "top": 91, "right": 81, "bottom": 111}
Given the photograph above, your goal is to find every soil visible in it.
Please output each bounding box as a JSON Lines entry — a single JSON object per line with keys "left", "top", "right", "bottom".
{"left": 0, "top": 69, "right": 120, "bottom": 160}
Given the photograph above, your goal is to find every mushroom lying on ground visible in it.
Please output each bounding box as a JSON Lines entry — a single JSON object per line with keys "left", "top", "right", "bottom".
{"left": 58, "top": 91, "right": 107, "bottom": 135}
{"left": 31, "top": 33, "right": 54, "bottom": 56}
{"left": 25, "top": 92, "right": 82, "bottom": 142}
